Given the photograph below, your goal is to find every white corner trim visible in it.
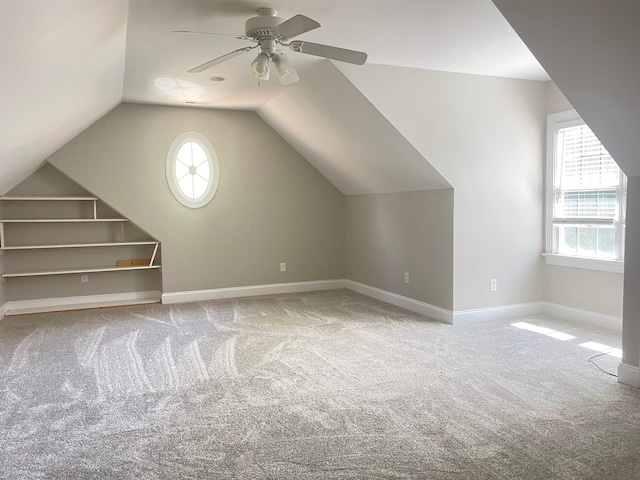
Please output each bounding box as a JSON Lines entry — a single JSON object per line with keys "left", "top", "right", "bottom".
{"left": 542, "top": 253, "right": 624, "bottom": 274}
{"left": 542, "top": 302, "right": 621, "bottom": 332}
{"left": 618, "top": 363, "right": 640, "bottom": 389}
{"left": 344, "top": 280, "right": 453, "bottom": 324}
{"left": 3, "top": 290, "right": 161, "bottom": 316}
{"left": 452, "top": 302, "right": 543, "bottom": 325}
{"left": 0, "top": 301, "right": 6, "bottom": 319}
{"left": 161, "top": 279, "right": 346, "bottom": 304}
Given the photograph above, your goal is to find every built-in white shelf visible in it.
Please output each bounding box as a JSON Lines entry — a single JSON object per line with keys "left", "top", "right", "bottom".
{"left": 2, "top": 264, "right": 162, "bottom": 278}
{"left": 0, "top": 196, "right": 98, "bottom": 201}
{"left": 0, "top": 218, "right": 127, "bottom": 223}
{"left": 0, "top": 195, "right": 161, "bottom": 285}
{"left": 0, "top": 195, "right": 103, "bottom": 221}
{"left": 1, "top": 241, "right": 158, "bottom": 251}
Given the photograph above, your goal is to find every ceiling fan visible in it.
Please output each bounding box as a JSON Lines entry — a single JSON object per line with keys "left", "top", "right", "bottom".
{"left": 175, "top": 8, "right": 368, "bottom": 85}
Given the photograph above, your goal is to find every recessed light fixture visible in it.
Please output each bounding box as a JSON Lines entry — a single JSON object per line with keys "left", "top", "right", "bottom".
{"left": 209, "top": 76, "right": 226, "bottom": 82}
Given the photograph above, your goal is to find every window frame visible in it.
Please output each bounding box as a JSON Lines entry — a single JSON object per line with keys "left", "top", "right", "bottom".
{"left": 166, "top": 132, "right": 219, "bottom": 209}
{"left": 544, "top": 110, "right": 625, "bottom": 274}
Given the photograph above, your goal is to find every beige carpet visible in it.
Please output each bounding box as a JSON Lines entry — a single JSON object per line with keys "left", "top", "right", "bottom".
{"left": 1, "top": 289, "right": 639, "bottom": 479}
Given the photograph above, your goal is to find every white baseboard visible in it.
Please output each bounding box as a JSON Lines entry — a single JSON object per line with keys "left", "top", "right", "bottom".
{"left": 344, "top": 280, "right": 453, "bottom": 324}
{"left": 3, "top": 290, "right": 161, "bottom": 316}
{"left": 452, "top": 302, "right": 543, "bottom": 325}
{"left": 161, "top": 280, "right": 346, "bottom": 304}
{"left": 343, "top": 281, "right": 622, "bottom": 329}
{"left": 542, "top": 302, "right": 622, "bottom": 332}
{"left": 618, "top": 363, "right": 640, "bottom": 388}
{"left": 1, "top": 279, "right": 623, "bottom": 336}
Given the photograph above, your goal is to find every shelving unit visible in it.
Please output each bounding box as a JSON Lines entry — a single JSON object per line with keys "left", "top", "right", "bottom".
{"left": 0, "top": 218, "right": 127, "bottom": 223}
{"left": 1, "top": 195, "right": 100, "bottom": 218}
{"left": 0, "top": 195, "right": 161, "bottom": 279}
{"left": 0, "top": 196, "right": 98, "bottom": 200}
{"left": 1, "top": 241, "right": 158, "bottom": 251}
{"left": 3, "top": 265, "right": 161, "bottom": 278}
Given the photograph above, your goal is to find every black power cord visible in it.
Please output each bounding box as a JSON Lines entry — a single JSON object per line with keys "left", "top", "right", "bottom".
{"left": 588, "top": 352, "right": 618, "bottom": 377}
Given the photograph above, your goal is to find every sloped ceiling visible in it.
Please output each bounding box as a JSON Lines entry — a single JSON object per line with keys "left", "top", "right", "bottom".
{"left": 258, "top": 61, "right": 450, "bottom": 194}
{"left": 0, "top": 0, "right": 128, "bottom": 194}
{"left": 1, "top": 0, "right": 549, "bottom": 196}
{"left": 493, "top": 0, "right": 640, "bottom": 177}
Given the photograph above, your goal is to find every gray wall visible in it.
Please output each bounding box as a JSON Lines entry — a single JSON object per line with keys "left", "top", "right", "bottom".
{"left": 338, "top": 64, "right": 546, "bottom": 311}
{"left": 622, "top": 177, "right": 640, "bottom": 369}
{"left": 543, "top": 266, "right": 623, "bottom": 318}
{"left": 346, "top": 189, "right": 454, "bottom": 310}
{"left": 49, "top": 104, "right": 345, "bottom": 293}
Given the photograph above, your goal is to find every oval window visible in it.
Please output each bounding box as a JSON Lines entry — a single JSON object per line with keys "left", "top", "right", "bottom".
{"left": 166, "top": 132, "right": 219, "bottom": 208}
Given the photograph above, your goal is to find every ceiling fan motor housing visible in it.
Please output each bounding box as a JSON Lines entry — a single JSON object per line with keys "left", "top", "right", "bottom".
{"left": 245, "top": 8, "right": 286, "bottom": 40}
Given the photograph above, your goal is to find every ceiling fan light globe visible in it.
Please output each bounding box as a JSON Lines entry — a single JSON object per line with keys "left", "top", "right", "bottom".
{"left": 253, "top": 69, "right": 270, "bottom": 81}
{"left": 273, "top": 53, "right": 292, "bottom": 78}
{"left": 251, "top": 53, "right": 270, "bottom": 78}
{"left": 273, "top": 53, "right": 299, "bottom": 85}
{"left": 279, "top": 70, "right": 299, "bottom": 85}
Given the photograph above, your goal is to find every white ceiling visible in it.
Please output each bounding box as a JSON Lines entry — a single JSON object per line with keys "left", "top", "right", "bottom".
{"left": 0, "top": 0, "right": 548, "bottom": 195}
{"left": 124, "top": 0, "right": 549, "bottom": 109}
{"left": 0, "top": 0, "right": 128, "bottom": 194}
{"left": 259, "top": 61, "right": 451, "bottom": 194}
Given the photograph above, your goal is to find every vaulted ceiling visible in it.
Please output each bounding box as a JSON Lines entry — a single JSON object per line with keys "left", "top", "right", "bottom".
{"left": 0, "top": 0, "right": 549, "bottom": 195}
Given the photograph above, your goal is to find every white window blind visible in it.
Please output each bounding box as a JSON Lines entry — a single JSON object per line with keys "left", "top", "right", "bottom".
{"left": 548, "top": 112, "right": 626, "bottom": 262}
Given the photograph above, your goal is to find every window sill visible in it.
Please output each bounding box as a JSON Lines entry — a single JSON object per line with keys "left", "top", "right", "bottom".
{"left": 542, "top": 253, "right": 624, "bottom": 274}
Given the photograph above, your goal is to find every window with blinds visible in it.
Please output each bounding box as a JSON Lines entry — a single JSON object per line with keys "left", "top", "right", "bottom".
{"left": 549, "top": 113, "right": 626, "bottom": 261}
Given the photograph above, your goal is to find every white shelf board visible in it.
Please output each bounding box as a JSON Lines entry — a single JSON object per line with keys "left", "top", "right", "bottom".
{"left": 0, "top": 218, "right": 127, "bottom": 223}
{"left": 2, "top": 264, "right": 161, "bottom": 278}
{"left": 1, "top": 241, "right": 159, "bottom": 251}
{"left": 0, "top": 196, "right": 97, "bottom": 201}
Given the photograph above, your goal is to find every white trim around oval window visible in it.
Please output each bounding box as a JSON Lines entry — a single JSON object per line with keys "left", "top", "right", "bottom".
{"left": 166, "top": 132, "right": 219, "bottom": 208}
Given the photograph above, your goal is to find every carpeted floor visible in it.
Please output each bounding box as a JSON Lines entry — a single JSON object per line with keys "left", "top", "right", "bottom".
{"left": 0, "top": 289, "right": 639, "bottom": 479}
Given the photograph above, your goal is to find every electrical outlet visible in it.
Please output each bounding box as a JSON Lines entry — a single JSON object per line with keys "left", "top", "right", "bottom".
{"left": 81, "top": 274, "right": 89, "bottom": 283}
{"left": 404, "top": 272, "right": 409, "bottom": 284}
{"left": 490, "top": 279, "right": 497, "bottom": 292}
{"left": 280, "top": 262, "right": 286, "bottom": 272}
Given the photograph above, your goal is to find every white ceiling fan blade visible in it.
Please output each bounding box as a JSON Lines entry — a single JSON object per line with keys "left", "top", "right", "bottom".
{"left": 173, "top": 30, "right": 254, "bottom": 42}
{"left": 289, "top": 41, "right": 367, "bottom": 65}
{"left": 272, "top": 15, "right": 320, "bottom": 39}
{"left": 188, "top": 46, "right": 255, "bottom": 73}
